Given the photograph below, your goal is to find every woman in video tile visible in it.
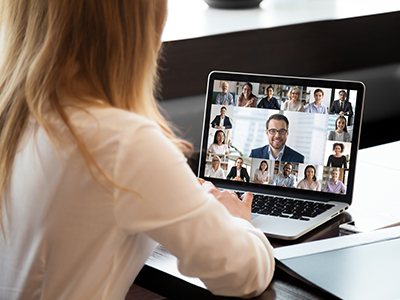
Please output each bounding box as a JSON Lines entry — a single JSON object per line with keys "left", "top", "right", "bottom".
{"left": 254, "top": 160, "right": 270, "bottom": 184}
{"left": 323, "top": 169, "right": 346, "bottom": 194}
{"left": 327, "top": 116, "right": 351, "bottom": 142}
{"left": 237, "top": 82, "right": 257, "bottom": 108}
{"left": 282, "top": 87, "right": 305, "bottom": 112}
{"left": 297, "top": 165, "right": 321, "bottom": 191}
{"left": 208, "top": 130, "right": 229, "bottom": 155}
{"left": 327, "top": 143, "right": 347, "bottom": 168}
{"left": 205, "top": 155, "right": 225, "bottom": 179}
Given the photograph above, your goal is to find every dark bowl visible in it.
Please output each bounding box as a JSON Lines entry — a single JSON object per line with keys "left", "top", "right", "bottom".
{"left": 204, "top": 0, "right": 263, "bottom": 9}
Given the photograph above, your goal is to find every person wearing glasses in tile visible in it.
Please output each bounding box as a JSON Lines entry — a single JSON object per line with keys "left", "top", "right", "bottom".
{"left": 249, "top": 114, "right": 304, "bottom": 163}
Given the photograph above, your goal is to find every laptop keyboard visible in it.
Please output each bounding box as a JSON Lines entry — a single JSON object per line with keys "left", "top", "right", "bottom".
{"left": 236, "top": 192, "right": 335, "bottom": 221}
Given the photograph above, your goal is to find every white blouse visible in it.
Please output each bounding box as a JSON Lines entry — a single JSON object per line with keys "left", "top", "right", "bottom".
{"left": 208, "top": 143, "right": 229, "bottom": 155}
{"left": 205, "top": 167, "right": 225, "bottom": 179}
{"left": 0, "top": 106, "right": 274, "bottom": 299}
{"left": 255, "top": 169, "right": 269, "bottom": 183}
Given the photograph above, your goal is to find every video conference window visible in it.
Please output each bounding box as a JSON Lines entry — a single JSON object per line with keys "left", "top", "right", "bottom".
{"left": 203, "top": 79, "right": 358, "bottom": 195}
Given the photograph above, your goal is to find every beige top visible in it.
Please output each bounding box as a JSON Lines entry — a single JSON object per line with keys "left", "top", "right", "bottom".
{"left": 282, "top": 100, "right": 305, "bottom": 112}
{"left": 237, "top": 95, "right": 258, "bottom": 108}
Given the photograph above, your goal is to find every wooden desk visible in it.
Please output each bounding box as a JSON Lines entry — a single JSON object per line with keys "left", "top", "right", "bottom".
{"left": 127, "top": 141, "right": 400, "bottom": 299}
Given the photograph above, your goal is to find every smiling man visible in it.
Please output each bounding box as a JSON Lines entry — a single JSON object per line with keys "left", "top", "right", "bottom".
{"left": 271, "top": 163, "right": 296, "bottom": 188}
{"left": 249, "top": 114, "right": 304, "bottom": 163}
{"left": 215, "top": 81, "right": 234, "bottom": 106}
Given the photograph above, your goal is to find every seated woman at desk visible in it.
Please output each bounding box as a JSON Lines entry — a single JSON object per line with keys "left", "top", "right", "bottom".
{"left": 297, "top": 165, "right": 321, "bottom": 191}
{"left": 0, "top": 1, "right": 274, "bottom": 299}
{"left": 208, "top": 130, "right": 229, "bottom": 155}
{"left": 282, "top": 87, "right": 305, "bottom": 112}
{"left": 205, "top": 155, "right": 225, "bottom": 179}
{"left": 327, "top": 143, "right": 347, "bottom": 168}
{"left": 254, "top": 160, "right": 269, "bottom": 184}
{"left": 323, "top": 169, "right": 347, "bottom": 194}
{"left": 237, "top": 82, "right": 257, "bottom": 108}
{"left": 327, "top": 116, "right": 351, "bottom": 142}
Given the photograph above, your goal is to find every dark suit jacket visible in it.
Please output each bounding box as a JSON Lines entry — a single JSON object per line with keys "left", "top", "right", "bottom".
{"left": 249, "top": 145, "right": 304, "bottom": 163}
{"left": 211, "top": 115, "right": 232, "bottom": 129}
{"left": 226, "top": 166, "right": 250, "bottom": 182}
{"left": 329, "top": 100, "right": 353, "bottom": 116}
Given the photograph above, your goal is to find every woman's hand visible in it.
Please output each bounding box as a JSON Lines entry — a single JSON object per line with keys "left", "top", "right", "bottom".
{"left": 201, "top": 181, "right": 253, "bottom": 222}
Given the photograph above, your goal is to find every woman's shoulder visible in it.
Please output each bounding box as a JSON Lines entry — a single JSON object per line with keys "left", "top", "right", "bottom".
{"left": 68, "top": 106, "right": 157, "bottom": 132}
{"left": 65, "top": 106, "right": 162, "bottom": 150}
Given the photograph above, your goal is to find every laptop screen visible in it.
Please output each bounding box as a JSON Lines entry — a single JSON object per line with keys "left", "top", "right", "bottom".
{"left": 198, "top": 71, "right": 365, "bottom": 204}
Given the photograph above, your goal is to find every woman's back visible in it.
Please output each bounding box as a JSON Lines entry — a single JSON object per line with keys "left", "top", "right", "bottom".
{"left": 1, "top": 108, "right": 162, "bottom": 299}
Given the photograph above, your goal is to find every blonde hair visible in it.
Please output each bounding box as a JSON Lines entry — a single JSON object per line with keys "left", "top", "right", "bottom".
{"left": 288, "top": 87, "right": 301, "bottom": 101}
{"left": 0, "top": 0, "right": 193, "bottom": 234}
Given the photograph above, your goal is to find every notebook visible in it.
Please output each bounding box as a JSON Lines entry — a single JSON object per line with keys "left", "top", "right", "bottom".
{"left": 274, "top": 225, "right": 400, "bottom": 299}
{"left": 198, "top": 71, "right": 365, "bottom": 240}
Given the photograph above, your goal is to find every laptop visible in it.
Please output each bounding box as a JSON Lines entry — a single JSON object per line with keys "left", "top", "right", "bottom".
{"left": 198, "top": 71, "right": 365, "bottom": 240}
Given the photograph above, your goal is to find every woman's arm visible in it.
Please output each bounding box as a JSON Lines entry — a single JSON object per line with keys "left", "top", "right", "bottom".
{"left": 113, "top": 123, "right": 275, "bottom": 298}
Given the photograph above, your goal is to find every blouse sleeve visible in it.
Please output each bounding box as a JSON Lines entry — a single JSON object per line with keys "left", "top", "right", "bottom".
{"left": 112, "top": 123, "right": 274, "bottom": 298}
{"left": 327, "top": 131, "right": 334, "bottom": 140}
{"left": 327, "top": 155, "right": 332, "bottom": 167}
{"left": 345, "top": 132, "right": 351, "bottom": 142}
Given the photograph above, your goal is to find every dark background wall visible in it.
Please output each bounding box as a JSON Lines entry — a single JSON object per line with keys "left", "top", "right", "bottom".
{"left": 157, "top": 11, "right": 400, "bottom": 150}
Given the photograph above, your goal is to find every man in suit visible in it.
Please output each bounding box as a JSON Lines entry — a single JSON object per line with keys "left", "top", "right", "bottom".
{"left": 250, "top": 114, "right": 304, "bottom": 163}
{"left": 330, "top": 90, "right": 353, "bottom": 116}
{"left": 211, "top": 106, "right": 232, "bottom": 129}
{"left": 226, "top": 157, "right": 250, "bottom": 182}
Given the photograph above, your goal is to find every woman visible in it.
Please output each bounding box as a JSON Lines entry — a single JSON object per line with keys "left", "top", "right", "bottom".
{"left": 305, "top": 89, "right": 327, "bottom": 114}
{"left": 323, "top": 169, "right": 347, "bottom": 194}
{"left": 257, "top": 85, "right": 280, "bottom": 110}
{"left": 0, "top": 1, "right": 274, "bottom": 299}
{"left": 237, "top": 82, "right": 258, "bottom": 108}
{"left": 328, "top": 116, "right": 351, "bottom": 142}
{"left": 327, "top": 143, "right": 348, "bottom": 168}
{"left": 254, "top": 160, "right": 269, "bottom": 184}
{"left": 208, "top": 130, "right": 229, "bottom": 155}
{"left": 297, "top": 165, "right": 321, "bottom": 191}
{"left": 205, "top": 156, "right": 225, "bottom": 179}
{"left": 282, "top": 87, "right": 305, "bottom": 112}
